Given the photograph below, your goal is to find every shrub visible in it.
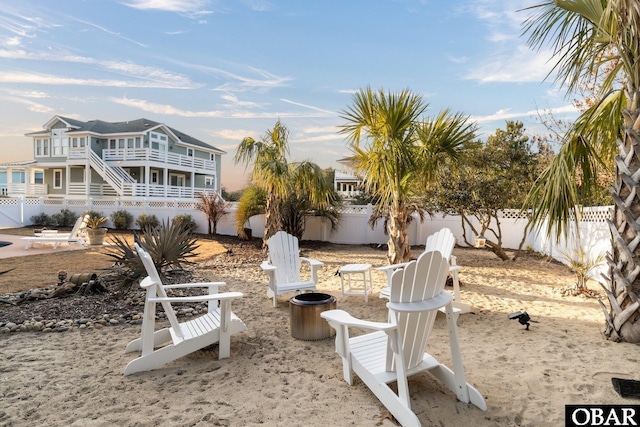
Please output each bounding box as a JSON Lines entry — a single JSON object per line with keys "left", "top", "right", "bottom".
{"left": 103, "top": 220, "right": 200, "bottom": 293}
{"left": 111, "top": 209, "right": 133, "bottom": 230}
{"left": 51, "top": 209, "right": 78, "bottom": 227}
{"left": 84, "top": 210, "right": 104, "bottom": 221}
{"left": 172, "top": 214, "right": 197, "bottom": 233}
{"left": 136, "top": 213, "right": 159, "bottom": 231}
{"left": 30, "top": 213, "right": 53, "bottom": 226}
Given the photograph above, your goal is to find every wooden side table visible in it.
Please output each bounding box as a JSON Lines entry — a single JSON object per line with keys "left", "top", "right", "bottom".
{"left": 339, "top": 263, "right": 373, "bottom": 302}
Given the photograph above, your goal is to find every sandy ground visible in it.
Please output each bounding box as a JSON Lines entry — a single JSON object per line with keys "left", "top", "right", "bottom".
{"left": 1, "top": 240, "right": 639, "bottom": 427}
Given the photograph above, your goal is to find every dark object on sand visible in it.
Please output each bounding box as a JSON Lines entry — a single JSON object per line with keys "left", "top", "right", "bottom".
{"left": 0, "top": 241, "right": 11, "bottom": 248}
{"left": 508, "top": 311, "right": 531, "bottom": 330}
{"left": 612, "top": 378, "right": 640, "bottom": 398}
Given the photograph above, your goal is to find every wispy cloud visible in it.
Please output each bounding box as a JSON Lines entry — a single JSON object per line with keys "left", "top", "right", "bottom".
{"left": 460, "top": 0, "right": 554, "bottom": 83}
{"left": 110, "top": 96, "right": 338, "bottom": 119}
{"left": 280, "top": 99, "right": 336, "bottom": 116}
{"left": 464, "top": 45, "right": 553, "bottom": 83}
{"left": 213, "top": 129, "right": 254, "bottom": 140}
{"left": 0, "top": 94, "right": 53, "bottom": 114}
{"left": 0, "top": 71, "right": 197, "bottom": 89}
{"left": 0, "top": 49, "right": 199, "bottom": 88}
{"left": 120, "top": 0, "right": 216, "bottom": 19}
{"left": 242, "top": 0, "right": 273, "bottom": 12}
{"left": 68, "top": 16, "right": 148, "bottom": 47}
{"left": 220, "top": 94, "right": 264, "bottom": 109}
{"left": 472, "top": 103, "right": 577, "bottom": 123}
{"left": 6, "top": 89, "right": 50, "bottom": 98}
{"left": 447, "top": 54, "right": 468, "bottom": 64}
{"left": 211, "top": 67, "right": 293, "bottom": 93}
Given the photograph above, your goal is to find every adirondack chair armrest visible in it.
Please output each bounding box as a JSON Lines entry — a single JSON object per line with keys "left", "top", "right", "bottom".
{"left": 149, "top": 291, "right": 243, "bottom": 304}
{"left": 163, "top": 281, "right": 226, "bottom": 289}
{"left": 377, "top": 262, "right": 409, "bottom": 283}
{"left": 163, "top": 281, "right": 226, "bottom": 293}
{"left": 260, "top": 261, "right": 277, "bottom": 272}
{"left": 300, "top": 257, "right": 323, "bottom": 267}
{"left": 300, "top": 257, "right": 323, "bottom": 283}
{"left": 321, "top": 309, "right": 396, "bottom": 332}
{"left": 376, "top": 262, "right": 408, "bottom": 273}
{"left": 387, "top": 291, "right": 452, "bottom": 313}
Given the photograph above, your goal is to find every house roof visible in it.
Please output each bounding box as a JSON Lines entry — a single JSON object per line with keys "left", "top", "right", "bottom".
{"left": 26, "top": 116, "right": 225, "bottom": 154}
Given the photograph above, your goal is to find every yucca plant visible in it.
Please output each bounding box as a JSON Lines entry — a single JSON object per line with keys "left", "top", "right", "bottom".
{"left": 561, "top": 248, "right": 606, "bottom": 294}
{"left": 103, "top": 220, "right": 200, "bottom": 293}
{"left": 85, "top": 216, "right": 108, "bottom": 229}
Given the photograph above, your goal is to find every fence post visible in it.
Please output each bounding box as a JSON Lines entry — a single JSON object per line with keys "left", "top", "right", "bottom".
{"left": 19, "top": 196, "right": 25, "bottom": 226}
{"left": 365, "top": 204, "right": 373, "bottom": 244}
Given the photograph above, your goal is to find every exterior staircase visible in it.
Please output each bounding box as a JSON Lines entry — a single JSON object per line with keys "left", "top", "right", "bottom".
{"left": 87, "top": 150, "right": 135, "bottom": 196}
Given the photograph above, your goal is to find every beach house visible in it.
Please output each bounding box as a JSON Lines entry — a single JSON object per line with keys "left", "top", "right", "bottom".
{"left": 0, "top": 116, "right": 224, "bottom": 200}
{"left": 333, "top": 157, "right": 362, "bottom": 201}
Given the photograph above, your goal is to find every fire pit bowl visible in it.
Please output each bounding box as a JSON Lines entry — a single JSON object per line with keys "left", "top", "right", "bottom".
{"left": 290, "top": 292, "right": 337, "bottom": 340}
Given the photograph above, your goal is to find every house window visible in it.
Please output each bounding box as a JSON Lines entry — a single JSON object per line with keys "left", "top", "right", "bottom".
{"left": 169, "top": 173, "right": 185, "bottom": 187}
{"left": 187, "top": 148, "right": 194, "bottom": 157}
{"left": 205, "top": 176, "right": 215, "bottom": 188}
{"left": 150, "top": 132, "right": 168, "bottom": 151}
{"left": 53, "top": 169, "right": 63, "bottom": 189}
{"left": 33, "top": 170, "right": 44, "bottom": 185}
{"left": 35, "top": 139, "right": 48, "bottom": 156}
{"left": 52, "top": 129, "right": 67, "bottom": 156}
{"left": 151, "top": 171, "right": 159, "bottom": 184}
{"left": 70, "top": 137, "right": 86, "bottom": 148}
{"left": 12, "top": 170, "right": 26, "bottom": 184}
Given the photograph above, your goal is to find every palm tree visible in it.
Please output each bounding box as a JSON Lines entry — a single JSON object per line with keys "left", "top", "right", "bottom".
{"left": 522, "top": 1, "right": 640, "bottom": 342}
{"left": 340, "top": 87, "right": 476, "bottom": 264}
{"left": 234, "top": 121, "right": 340, "bottom": 246}
{"left": 234, "top": 120, "right": 290, "bottom": 246}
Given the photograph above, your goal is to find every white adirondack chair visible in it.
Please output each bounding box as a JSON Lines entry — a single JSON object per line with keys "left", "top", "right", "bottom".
{"left": 322, "top": 250, "right": 486, "bottom": 426}
{"left": 378, "top": 228, "right": 470, "bottom": 313}
{"left": 261, "top": 231, "right": 323, "bottom": 307}
{"left": 123, "top": 243, "right": 247, "bottom": 375}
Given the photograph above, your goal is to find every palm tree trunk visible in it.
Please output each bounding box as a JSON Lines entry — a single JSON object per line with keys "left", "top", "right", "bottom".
{"left": 605, "top": 93, "right": 640, "bottom": 343}
{"left": 387, "top": 202, "right": 412, "bottom": 264}
{"left": 263, "top": 194, "right": 281, "bottom": 248}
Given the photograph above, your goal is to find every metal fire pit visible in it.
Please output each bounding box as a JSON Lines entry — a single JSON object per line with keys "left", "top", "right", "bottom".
{"left": 290, "top": 293, "right": 336, "bottom": 340}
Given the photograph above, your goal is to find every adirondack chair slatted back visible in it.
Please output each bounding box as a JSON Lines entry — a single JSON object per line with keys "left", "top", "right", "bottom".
{"left": 135, "top": 243, "right": 184, "bottom": 339}
{"left": 425, "top": 228, "right": 455, "bottom": 260}
{"left": 387, "top": 250, "right": 450, "bottom": 371}
{"left": 71, "top": 214, "right": 90, "bottom": 238}
{"left": 267, "top": 231, "right": 301, "bottom": 285}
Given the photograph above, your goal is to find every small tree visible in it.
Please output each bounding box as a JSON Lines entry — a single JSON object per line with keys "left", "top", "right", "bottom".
{"left": 426, "top": 121, "right": 546, "bottom": 260}
{"left": 195, "top": 192, "right": 229, "bottom": 235}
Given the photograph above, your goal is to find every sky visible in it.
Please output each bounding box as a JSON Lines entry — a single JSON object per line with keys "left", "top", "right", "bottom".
{"left": 0, "top": 0, "right": 577, "bottom": 191}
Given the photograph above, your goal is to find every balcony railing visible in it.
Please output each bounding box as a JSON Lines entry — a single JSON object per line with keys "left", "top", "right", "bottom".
{"left": 6, "top": 183, "right": 48, "bottom": 195}
{"left": 100, "top": 148, "right": 216, "bottom": 172}
{"left": 65, "top": 182, "right": 215, "bottom": 198}
{"left": 68, "top": 147, "right": 216, "bottom": 172}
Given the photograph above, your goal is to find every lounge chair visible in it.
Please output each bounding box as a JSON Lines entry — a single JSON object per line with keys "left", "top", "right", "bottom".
{"left": 123, "top": 243, "right": 246, "bottom": 375}
{"left": 322, "top": 250, "right": 486, "bottom": 426}
{"left": 22, "top": 215, "right": 89, "bottom": 249}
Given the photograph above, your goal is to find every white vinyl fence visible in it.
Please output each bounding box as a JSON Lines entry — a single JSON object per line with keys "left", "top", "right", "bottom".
{"left": 0, "top": 197, "right": 612, "bottom": 283}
